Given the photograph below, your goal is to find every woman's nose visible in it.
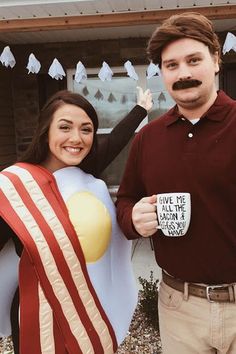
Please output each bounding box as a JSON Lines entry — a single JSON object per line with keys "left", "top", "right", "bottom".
{"left": 70, "top": 130, "right": 82, "bottom": 143}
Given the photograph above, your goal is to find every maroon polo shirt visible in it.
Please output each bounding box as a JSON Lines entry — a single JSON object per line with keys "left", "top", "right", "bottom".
{"left": 116, "top": 90, "right": 236, "bottom": 284}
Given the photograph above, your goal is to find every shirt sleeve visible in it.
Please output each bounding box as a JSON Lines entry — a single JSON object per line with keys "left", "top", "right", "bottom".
{"left": 94, "top": 105, "right": 147, "bottom": 176}
{"left": 0, "top": 216, "right": 12, "bottom": 251}
{"left": 0, "top": 217, "right": 23, "bottom": 256}
{"left": 116, "top": 132, "right": 146, "bottom": 240}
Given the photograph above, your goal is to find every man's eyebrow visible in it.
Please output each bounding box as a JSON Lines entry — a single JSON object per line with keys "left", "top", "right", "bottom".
{"left": 162, "top": 58, "right": 175, "bottom": 65}
{"left": 186, "top": 51, "right": 203, "bottom": 58}
{"left": 162, "top": 51, "right": 203, "bottom": 65}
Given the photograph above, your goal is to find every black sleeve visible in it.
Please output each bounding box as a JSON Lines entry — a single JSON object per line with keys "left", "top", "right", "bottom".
{"left": 0, "top": 217, "right": 23, "bottom": 256}
{"left": 94, "top": 105, "right": 147, "bottom": 176}
{"left": 0, "top": 216, "right": 11, "bottom": 251}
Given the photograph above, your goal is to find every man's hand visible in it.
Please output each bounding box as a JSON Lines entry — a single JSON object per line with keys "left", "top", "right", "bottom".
{"left": 137, "top": 86, "right": 153, "bottom": 112}
{"left": 132, "top": 195, "right": 158, "bottom": 237}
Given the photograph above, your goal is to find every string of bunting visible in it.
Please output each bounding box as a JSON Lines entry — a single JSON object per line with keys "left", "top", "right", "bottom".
{"left": 0, "top": 46, "right": 161, "bottom": 81}
{"left": 0, "top": 32, "right": 234, "bottom": 82}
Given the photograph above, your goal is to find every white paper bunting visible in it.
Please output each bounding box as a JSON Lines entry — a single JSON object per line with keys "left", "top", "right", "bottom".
{"left": 124, "top": 60, "right": 139, "bottom": 80}
{"left": 222, "top": 32, "right": 236, "bottom": 54}
{"left": 75, "top": 61, "right": 87, "bottom": 83}
{"left": 48, "top": 58, "right": 66, "bottom": 80}
{"left": 26, "top": 53, "right": 41, "bottom": 74}
{"left": 0, "top": 46, "right": 16, "bottom": 68}
{"left": 147, "top": 62, "right": 161, "bottom": 79}
{"left": 98, "top": 61, "right": 113, "bottom": 81}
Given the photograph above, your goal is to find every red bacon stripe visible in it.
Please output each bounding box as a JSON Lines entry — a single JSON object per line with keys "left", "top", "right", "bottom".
{"left": 1, "top": 163, "right": 118, "bottom": 353}
{"left": 0, "top": 189, "right": 43, "bottom": 354}
{"left": 18, "top": 163, "right": 118, "bottom": 352}
{"left": 19, "top": 250, "right": 43, "bottom": 354}
{"left": 2, "top": 170, "right": 96, "bottom": 353}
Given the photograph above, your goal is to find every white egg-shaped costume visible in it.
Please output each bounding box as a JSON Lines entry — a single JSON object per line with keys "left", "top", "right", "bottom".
{"left": 0, "top": 163, "right": 137, "bottom": 354}
{"left": 53, "top": 166, "right": 138, "bottom": 345}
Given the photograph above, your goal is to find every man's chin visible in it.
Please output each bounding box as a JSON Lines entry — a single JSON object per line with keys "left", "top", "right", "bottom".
{"left": 174, "top": 89, "right": 199, "bottom": 100}
{"left": 175, "top": 95, "right": 201, "bottom": 108}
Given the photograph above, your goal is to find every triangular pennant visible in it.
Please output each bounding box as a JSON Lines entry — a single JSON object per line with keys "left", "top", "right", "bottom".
{"left": 94, "top": 89, "right": 104, "bottom": 100}
{"left": 146, "top": 62, "right": 161, "bottom": 79}
{"left": 121, "top": 95, "right": 127, "bottom": 104}
{"left": 75, "top": 61, "right": 87, "bottom": 83}
{"left": 124, "top": 60, "right": 139, "bottom": 80}
{"left": 82, "top": 86, "right": 89, "bottom": 96}
{"left": 48, "top": 58, "right": 66, "bottom": 80}
{"left": 98, "top": 62, "right": 113, "bottom": 81}
{"left": 222, "top": 32, "right": 236, "bottom": 54}
{"left": 108, "top": 93, "right": 116, "bottom": 102}
{"left": 26, "top": 53, "right": 41, "bottom": 74}
{"left": 0, "top": 46, "right": 16, "bottom": 68}
{"left": 158, "top": 92, "right": 166, "bottom": 102}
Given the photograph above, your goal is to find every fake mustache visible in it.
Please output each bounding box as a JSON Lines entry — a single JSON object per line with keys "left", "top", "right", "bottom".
{"left": 172, "top": 79, "right": 202, "bottom": 90}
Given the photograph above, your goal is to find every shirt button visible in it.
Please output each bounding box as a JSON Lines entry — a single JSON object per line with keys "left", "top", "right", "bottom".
{"left": 181, "top": 117, "right": 185, "bottom": 121}
{"left": 188, "top": 132, "right": 193, "bottom": 138}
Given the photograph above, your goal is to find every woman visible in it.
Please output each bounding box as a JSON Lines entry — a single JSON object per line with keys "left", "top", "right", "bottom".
{"left": 23, "top": 86, "right": 152, "bottom": 178}
{"left": 0, "top": 89, "right": 152, "bottom": 354}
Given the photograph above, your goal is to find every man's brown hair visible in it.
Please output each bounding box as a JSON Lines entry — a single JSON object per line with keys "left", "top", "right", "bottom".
{"left": 147, "top": 12, "right": 221, "bottom": 67}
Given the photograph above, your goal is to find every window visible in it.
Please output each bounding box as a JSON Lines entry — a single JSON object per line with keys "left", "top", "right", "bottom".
{"left": 146, "top": 74, "right": 175, "bottom": 122}
{"left": 67, "top": 66, "right": 148, "bottom": 133}
{"left": 67, "top": 65, "right": 175, "bottom": 191}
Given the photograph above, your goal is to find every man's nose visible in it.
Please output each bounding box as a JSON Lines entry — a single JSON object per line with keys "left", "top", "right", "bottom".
{"left": 177, "top": 64, "right": 192, "bottom": 81}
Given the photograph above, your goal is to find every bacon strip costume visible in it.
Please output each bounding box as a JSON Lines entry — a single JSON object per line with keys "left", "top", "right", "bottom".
{"left": 0, "top": 163, "right": 137, "bottom": 354}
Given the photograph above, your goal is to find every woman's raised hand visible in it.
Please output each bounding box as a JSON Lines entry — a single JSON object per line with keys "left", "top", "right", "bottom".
{"left": 137, "top": 86, "right": 153, "bottom": 112}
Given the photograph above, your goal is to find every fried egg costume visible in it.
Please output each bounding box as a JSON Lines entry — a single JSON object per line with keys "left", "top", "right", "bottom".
{"left": 0, "top": 163, "right": 137, "bottom": 354}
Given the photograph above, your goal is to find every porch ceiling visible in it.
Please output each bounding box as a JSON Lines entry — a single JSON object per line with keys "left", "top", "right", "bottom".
{"left": 0, "top": 0, "right": 235, "bottom": 44}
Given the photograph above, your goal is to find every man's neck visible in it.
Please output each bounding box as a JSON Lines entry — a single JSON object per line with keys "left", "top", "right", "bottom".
{"left": 178, "top": 91, "right": 218, "bottom": 120}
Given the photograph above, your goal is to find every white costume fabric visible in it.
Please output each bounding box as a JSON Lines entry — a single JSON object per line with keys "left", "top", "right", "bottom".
{"left": 0, "top": 239, "right": 19, "bottom": 337}
{"left": 53, "top": 166, "right": 138, "bottom": 345}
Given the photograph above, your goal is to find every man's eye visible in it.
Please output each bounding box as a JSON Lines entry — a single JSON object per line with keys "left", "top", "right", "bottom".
{"left": 189, "top": 57, "right": 200, "bottom": 64}
{"left": 166, "top": 62, "right": 177, "bottom": 69}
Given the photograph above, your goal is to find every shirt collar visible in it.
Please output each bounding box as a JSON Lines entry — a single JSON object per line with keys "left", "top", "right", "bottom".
{"left": 165, "top": 90, "right": 234, "bottom": 127}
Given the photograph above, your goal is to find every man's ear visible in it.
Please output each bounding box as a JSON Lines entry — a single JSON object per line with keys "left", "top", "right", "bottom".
{"left": 213, "top": 51, "right": 220, "bottom": 74}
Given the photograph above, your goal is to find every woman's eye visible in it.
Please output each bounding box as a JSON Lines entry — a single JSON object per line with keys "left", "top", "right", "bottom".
{"left": 59, "top": 125, "right": 70, "bottom": 131}
{"left": 82, "top": 127, "right": 93, "bottom": 134}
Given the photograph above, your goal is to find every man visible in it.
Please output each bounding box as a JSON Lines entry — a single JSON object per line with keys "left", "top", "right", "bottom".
{"left": 116, "top": 12, "right": 236, "bottom": 354}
